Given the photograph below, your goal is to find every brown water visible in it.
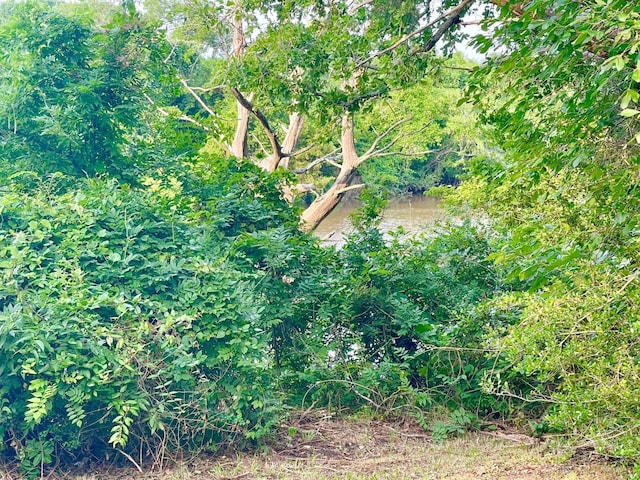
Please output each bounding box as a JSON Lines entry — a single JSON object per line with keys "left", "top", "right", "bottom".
{"left": 314, "top": 195, "right": 442, "bottom": 246}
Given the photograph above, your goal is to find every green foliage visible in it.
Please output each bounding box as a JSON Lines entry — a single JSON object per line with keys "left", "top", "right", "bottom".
{"left": 0, "top": 164, "right": 298, "bottom": 472}
{"left": 358, "top": 59, "right": 483, "bottom": 194}
{"left": 0, "top": 0, "right": 173, "bottom": 179}
{"left": 281, "top": 199, "right": 528, "bottom": 420}
{"left": 461, "top": 0, "right": 640, "bottom": 462}
{"left": 431, "top": 408, "right": 477, "bottom": 442}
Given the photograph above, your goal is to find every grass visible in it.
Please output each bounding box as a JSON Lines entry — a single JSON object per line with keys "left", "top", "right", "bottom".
{"left": 1, "top": 413, "right": 631, "bottom": 479}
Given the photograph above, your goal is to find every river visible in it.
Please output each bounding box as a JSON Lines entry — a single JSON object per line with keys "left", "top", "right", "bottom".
{"left": 314, "top": 195, "right": 443, "bottom": 246}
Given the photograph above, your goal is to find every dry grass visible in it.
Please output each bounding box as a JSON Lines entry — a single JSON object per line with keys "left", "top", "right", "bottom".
{"left": 1, "top": 413, "right": 631, "bottom": 480}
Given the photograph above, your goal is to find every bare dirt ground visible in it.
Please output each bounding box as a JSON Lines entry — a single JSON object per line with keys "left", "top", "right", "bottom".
{"left": 2, "top": 413, "right": 631, "bottom": 480}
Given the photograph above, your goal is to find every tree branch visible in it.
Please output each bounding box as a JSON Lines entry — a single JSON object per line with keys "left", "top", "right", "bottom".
{"left": 230, "top": 87, "right": 283, "bottom": 160}
{"left": 365, "top": 149, "right": 435, "bottom": 160}
{"left": 410, "top": 2, "right": 471, "bottom": 56}
{"left": 335, "top": 184, "right": 365, "bottom": 195}
{"left": 441, "top": 65, "right": 475, "bottom": 73}
{"left": 145, "top": 92, "right": 211, "bottom": 131}
{"left": 292, "top": 148, "right": 342, "bottom": 174}
{"left": 178, "top": 77, "right": 218, "bottom": 119}
{"left": 357, "top": 0, "right": 475, "bottom": 67}
{"left": 347, "top": 0, "right": 373, "bottom": 15}
{"left": 342, "top": 90, "right": 388, "bottom": 109}
{"left": 359, "top": 117, "right": 414, "bottom": 162}
{"left": 288, "top": 143, "right": 315, "bottom": 158}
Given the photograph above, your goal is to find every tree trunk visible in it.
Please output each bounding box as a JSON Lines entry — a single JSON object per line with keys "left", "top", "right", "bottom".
{"left": 300, "top": 115, "right": 362, "bottom": 231}
{"left": 230, "top": 3, "right": 250, "bottom": 159}
{"left": 279, "top": 112, "right": 305, "bottom": 170}
{"left": 259, "top": 112, "right": 305, "bottom": 172}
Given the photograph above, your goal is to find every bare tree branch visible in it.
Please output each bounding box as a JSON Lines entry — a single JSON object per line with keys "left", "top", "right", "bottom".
{"left": 292, "top": 148, "right": 342, "bottom": 174}
{"left": 359, "top": 117, "right": 414, "bottom": 162}
{"left": 335, "top": 184, "right": 365, "bottom": 195}
{"left": 189, "top": 85, "right": 225, "bottom": 93}
{"left": 365, "top": 149, "right": 435, "bottom": 160}
{"left": 178, "top": 77, "right": 219, "bottom": 119}
{"left": 145, "top": 92, "right": 207, "bottom": 129}
{"left": 288, "top": 143, "right": 316, "bottom": 158}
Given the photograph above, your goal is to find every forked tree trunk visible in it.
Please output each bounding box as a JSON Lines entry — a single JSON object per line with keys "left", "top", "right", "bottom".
{"left": 300, "top": 115, "right": 362, "bottom": 231}
{"left": 279, "top": 112, "right": 305, "bottom": 170}
{"left": 258, "top": 112, "right": 305, "bottom": 172}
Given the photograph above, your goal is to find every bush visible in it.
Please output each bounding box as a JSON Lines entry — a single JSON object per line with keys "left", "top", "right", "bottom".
{"left": 0, "top": 171, "right": 287, "bottom": 476}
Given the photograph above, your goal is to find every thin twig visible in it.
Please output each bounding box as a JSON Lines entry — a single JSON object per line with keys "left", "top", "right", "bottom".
{"left": 116, "top": 448, "right": 143, "bottom": 473}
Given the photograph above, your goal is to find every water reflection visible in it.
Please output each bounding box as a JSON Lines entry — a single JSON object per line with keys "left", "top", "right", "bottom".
{"left": 314, "top": 195, "right": 442, "bottom": 246}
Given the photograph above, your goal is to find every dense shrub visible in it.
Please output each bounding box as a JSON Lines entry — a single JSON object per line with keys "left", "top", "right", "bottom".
{"left": 0, "top": 170, "right": 288, "bottom": 476}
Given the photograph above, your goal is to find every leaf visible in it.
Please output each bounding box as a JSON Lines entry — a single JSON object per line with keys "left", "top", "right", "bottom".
{"left": 620, "top": 109, "right": 640, "bottom": 117}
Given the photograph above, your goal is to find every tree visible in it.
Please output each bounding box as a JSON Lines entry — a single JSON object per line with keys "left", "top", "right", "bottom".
{"left": 151, "top": 0, "right": 480, "bottom": 228}
{"left": 461, "top": 0, "right": 640, "bottom": 459}
{"left": 0, "top": 0, "right": 171, "bottom": 179}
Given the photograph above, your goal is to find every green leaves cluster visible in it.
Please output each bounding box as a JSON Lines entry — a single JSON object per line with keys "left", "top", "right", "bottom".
{"left": 0, "top": 167, "right": 289, "bottom": 475}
